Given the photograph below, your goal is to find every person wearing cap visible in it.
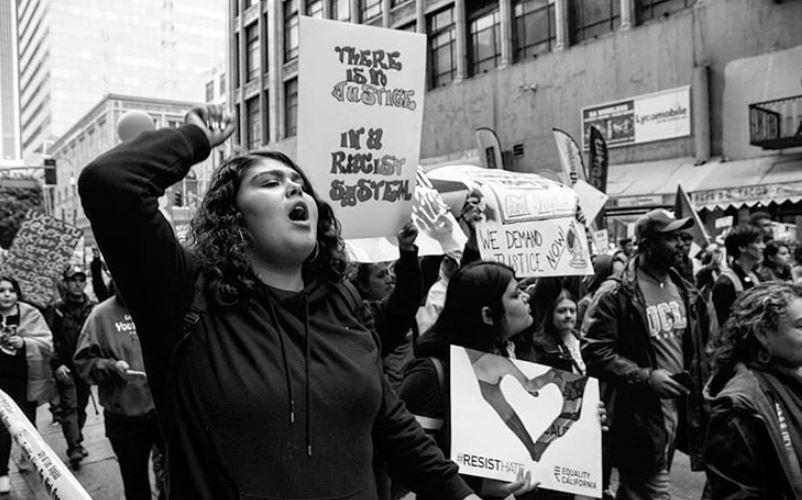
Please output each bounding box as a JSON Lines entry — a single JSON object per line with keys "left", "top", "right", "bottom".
{"left": 47, "top": 265, "right": 96, "bottom": 469}
{"left": 582, "top": 209, "right": 716, "bottom": 499}
{"left": 711, "top": 225, "right": 765, "bottom": 326}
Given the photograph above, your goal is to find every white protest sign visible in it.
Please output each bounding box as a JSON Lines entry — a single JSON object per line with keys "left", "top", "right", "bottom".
{"left": 450, "top": 346, "right": 602, "bottom": 497}
{"left": 592, "top": 229, "right": 609, "bottom": 253}
{"left": 345, "top": 168, "right": 467, "bottom": 263}
{"left": 572, "top": 179, "right": 609, "bottom": 222}
{"left": 428, "top": 166, "right": 593, "bottom": 277}
{"left": 298, "top": 17, "right": 427, "bottom": 239}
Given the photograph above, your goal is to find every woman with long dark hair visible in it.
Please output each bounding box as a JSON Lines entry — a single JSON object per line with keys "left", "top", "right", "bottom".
{"left": 531, "top": 287, "right": 585, "bottom": 376}
{"left": 0, "top": 275, "right": 52, "bottom": 493}
{"left": 78, "top": 106, "right": 478, "bottom": 500}
{"left": 704, "top": 281, "right": 802, "bottom": 499}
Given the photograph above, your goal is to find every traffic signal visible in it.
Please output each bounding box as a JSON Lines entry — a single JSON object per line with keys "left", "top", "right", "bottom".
{"left": 44, "top": 158, "right": 56, "bottom": 185}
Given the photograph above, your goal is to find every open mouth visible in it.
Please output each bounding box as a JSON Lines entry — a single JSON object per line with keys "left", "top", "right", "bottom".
{"left": 288, "top": 202, "right": 309, "bottom": 222}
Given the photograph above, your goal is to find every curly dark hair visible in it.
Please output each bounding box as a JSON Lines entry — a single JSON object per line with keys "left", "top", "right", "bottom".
{"left": 190, "top": 151, "right": 347, "bottom": 306}
{"left": 712, "top": 281, "right": 802, "bottom": 372}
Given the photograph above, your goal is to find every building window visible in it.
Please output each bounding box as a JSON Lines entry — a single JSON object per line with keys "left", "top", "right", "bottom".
{"left": 361, "top": 0, "right": 382, "bottom": 21}
{"left": 396, "top": 22, "right": 416, "bottom": 32}
{"left": 331, "top": 0, "right": 350, "bottom": 21}
{"left": 285, "top": 79, "right": 298, "bottom": 137}
{"left": 205, "top": 81, "right": 214, "bottom": 102}
{"left": 427, "top": 7, "right": 456, "bottom": 88}
{"left": 284, "top": 0, "right": 299, "bottom": 62}
{"left": 220, "top": 73, "right": 226, "bottom": 95}
{"left": 246, "top": 24, "right": 260, "bottom": 81}
{"left": 468, "top": 6, "right": 501, "bottom": 76}
{"left": 636, "top": 0, "right": 692, "bottom": 23}
{"left": 244, "top": 0, "right": 255, "bottom": 8}
{"left": 307, "top": 0, "right": 323, "bottom": 17}
{"left": 246, "top": 97, "right": 261, "bottom": 148}
{"left": 391, "top": 0, "right": 410, "bottom": 7}
{"left": 570, "top": 0, "right": 620, "bottom": 43}
{"left": 234, "top": 33, "right": 240, "bottom": 87}
{"left": 512, "top": 0, "right": 555, "bottom": 61}
{"left": 234, "top": 0, "right": 239, "bottom": 16}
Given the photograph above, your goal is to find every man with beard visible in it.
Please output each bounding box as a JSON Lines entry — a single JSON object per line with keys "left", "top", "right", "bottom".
{"left": 582, "top": 210, "right": 716, "bottom": 499}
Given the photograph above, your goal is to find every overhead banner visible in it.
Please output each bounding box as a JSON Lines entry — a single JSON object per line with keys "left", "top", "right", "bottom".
{"left": 581, "top": 86, "right": 691, "bottom": 149}
{"left": 588, "top": 125, "right": 609, "bottom": 194}
{"left": 428, "top": 165, "right": 593, "bottom": 277}
{"left": 0, "top": 211, "right": 82, "bottom": 307}
{"left": 552, "top": 128, "right": 586, "bottom": 186}
{"left": 297, "top": 17, "right": 427, "bottom": 239}
{"left": 450, "top": 346, "right": 602, "bottom": 497}
{"left": 345, "top": 168, "right": 467, "bottom": 263}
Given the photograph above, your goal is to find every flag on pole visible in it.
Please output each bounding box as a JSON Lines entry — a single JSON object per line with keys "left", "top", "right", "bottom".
{"left": 674, "top": 184, "right": 710, "bottom": 250}
{"left": 588, "top": 126, "right": 608, "bottom": 193}
{"left": 475, "top": 127, "right": 505, "bottom": 169}
{"left": 552, "top": 128, "right": 587, "bottom": 186}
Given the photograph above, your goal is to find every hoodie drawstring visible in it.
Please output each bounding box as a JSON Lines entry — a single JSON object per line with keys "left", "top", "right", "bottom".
{"left": 304, "top": 297, "right": 312, "bottom": 457}
{"left": 266, "top": 295, "right": 313, "bottom": 458}
{"left": 266, "top": 300, "right": 295, "bottom": 425}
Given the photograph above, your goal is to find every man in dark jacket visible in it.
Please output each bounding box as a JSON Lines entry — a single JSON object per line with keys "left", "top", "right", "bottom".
{"left": 48, "top": 265, "right": 96, "bottom": 468}
{"left": 582, "top": 209, "right": 716, "bottom": 499}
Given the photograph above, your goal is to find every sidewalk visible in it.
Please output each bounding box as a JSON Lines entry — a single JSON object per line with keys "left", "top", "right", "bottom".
{"left": 7, "top": 390, "right": 125, "bottom": 499}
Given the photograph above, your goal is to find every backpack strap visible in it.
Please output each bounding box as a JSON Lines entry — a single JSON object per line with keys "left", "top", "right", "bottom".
{"left": 180, "top": 273, "right": 208, "bottom": 338}
{"left": 720, "top": 267, "right": 744, "bottom": 294}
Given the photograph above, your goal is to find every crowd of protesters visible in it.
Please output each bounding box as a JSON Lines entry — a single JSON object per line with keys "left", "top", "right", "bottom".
{"left": 0, "top": 104, "right": 800, "bottom": 499}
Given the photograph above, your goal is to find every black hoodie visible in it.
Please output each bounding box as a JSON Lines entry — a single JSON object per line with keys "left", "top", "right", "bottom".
{"left": 78, "top": 125, "right": 472, "bottom": 500}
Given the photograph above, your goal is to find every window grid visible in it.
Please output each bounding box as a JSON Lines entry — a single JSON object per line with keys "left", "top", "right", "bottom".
{"left": 246, "top": 96, "right": 261, "bottom": 148}
{"left": 427, "top": 7, "right": 456, "bottom": 89}
{"left": 205, "top": 81, "right": 214, "bottom": 102}
{"left": 307, "top": 0, "right": 323, "bottom": 17}
{"left": 636, "top": 0, "right": 692, "bottom": 23}
{"left": 246, "top": 23, "right": 260, "bottom": 81}
{"left": 468, "top": 8, "right": 501, "bottom": 76}
{"left": 512, "top": 0, "right": 555, "bottom": 62}
{"left": 570, "top": 0, "right": 620, "bottom": 44}
{"left": 331, "top": 0, "right": 350, "bottom": 21}
{"left": 284, "top": 0, "right": 299, "bottom": 62}
{"left": 361, "top": 0, "right": 382, "bottom": 21}
{"left": 285, "top": 79, "right": 298, "bottom": 137}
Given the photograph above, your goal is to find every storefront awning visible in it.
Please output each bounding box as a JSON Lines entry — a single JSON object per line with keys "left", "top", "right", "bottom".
{"left": 690, "top": 155, "right": 802, "bottom": 210}
{"left": 607, "top": 154, "right": 802, "bottom": 211}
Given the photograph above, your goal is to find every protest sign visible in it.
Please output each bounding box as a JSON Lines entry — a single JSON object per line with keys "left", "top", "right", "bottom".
{"left": 297, "top": 17, "right": 426, "bottom": 239}
{"left": 0, "top": 211, "right": 82, "bottom": 307}
{"left": 592, "top": 229, "right": 609, "bottom": 253}
{"left": 345, "top": 168, "right": 467, "bottom": 263}
{"left": 572, "top": 180, "right": 608, "bottom": 222}
{"left": 428, "top": 165, "right": 593, "bottom": 277}
{"left": 674, "top": 184, "right": 710, "bottom": 248}
{"left": 450, "top": 346, "right": 602, "bottom": 497}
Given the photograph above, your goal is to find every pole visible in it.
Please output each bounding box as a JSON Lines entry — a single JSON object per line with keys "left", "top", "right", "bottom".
{"left": 0, "top": 390, "right": 92, "bottom": 500}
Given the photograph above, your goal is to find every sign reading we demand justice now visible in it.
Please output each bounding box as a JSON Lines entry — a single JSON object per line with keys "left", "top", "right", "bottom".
{"left": 298, "top": 17, "right": 426, "bottom": 239}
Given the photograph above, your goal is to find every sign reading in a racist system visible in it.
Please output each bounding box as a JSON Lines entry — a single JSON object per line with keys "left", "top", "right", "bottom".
{"left": 297, "top": 17, "right": 426, "bottom": 239}
{"left": 428, "top": 166, "right": 594, "bottom": 277}
{"left": 450, "top": 346, "right": 602, "bottom": 497}
{"left": 0, "top": 211, "right": 82, "bottom": 307}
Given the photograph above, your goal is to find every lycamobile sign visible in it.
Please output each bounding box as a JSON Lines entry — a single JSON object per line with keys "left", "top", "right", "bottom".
{"left": 581, "top": 86, "right": 691, "bottom": 149}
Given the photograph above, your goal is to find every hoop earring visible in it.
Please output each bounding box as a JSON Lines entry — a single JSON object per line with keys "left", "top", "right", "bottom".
{"left": 306, "top": 242, "right": 319, "bottom": 262}
{"left": 757, "top": 346, "right": 772, "bottom": 365}
{"left": 238, "top": 227, "right": 248, "bottom": 245}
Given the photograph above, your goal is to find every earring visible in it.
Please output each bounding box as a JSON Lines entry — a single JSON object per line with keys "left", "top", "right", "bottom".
{"left": 238, "top": 227, "right": 248, "bottom": 244}
{"left": 757, "top": 346, "right": 772, "bottom": 364}
{"left": 306, "top": 242, "right": 319, "bottom": 262}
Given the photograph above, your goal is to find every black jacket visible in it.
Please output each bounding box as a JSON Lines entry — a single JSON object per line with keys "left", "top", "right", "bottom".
{"left": 78, "top": 125, "right": 472, "bottom": 500}
{"left": 47, "top": 294, "right": 95, "bottom": 371}
{"left": 581, "top": 258, "right": 716, "bottom": 473}
{"left": 704, "top": 364, "right": 802, "bottom": 499}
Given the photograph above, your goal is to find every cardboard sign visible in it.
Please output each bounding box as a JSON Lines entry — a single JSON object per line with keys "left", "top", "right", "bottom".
{"left": 592, "top": 229, "right": 609, "bottom": 253}
{"left": 572, "top": 180, "right": 608, "bottom": 222}
{"left": 297, "top": 17, "right": 427, "bottom": 239}
{"left": 0, "top": 211, "right": 82, "bottom": 307}
{"left": 345, "top": 168, "right": 467, "bottom": 263}
{"left": 427, "top": 166, "right": 593, "bottom": 277}
{"left": 450, "top": 346, "right": 602, "bottom": 497}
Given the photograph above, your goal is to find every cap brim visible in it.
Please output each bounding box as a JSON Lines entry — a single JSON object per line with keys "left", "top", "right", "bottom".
{"left": 660, "top": 216, "right": 694, "bottom": 233}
